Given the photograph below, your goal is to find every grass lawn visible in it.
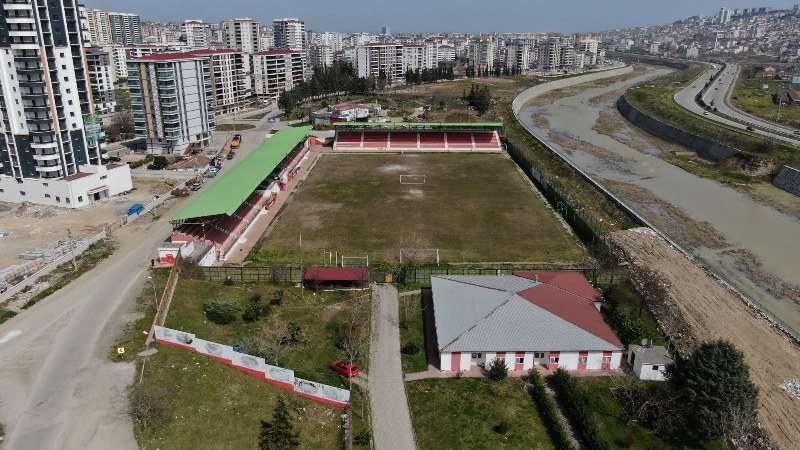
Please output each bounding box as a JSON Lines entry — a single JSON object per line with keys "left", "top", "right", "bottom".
{"left": 602, "top": 281, "right": 666, "bottom": 347}
{"left": 215, "top": 123, "right": 257, "bottom": 131}
{"left": 113, "top": 274, "right": 370, "bottom": 449}
{"left": 252, "top": 153, "right": 586, "bottom": 265}
{"left": 399, "top": 292, "right": 428, "bottom": 373}
{"left": 731, "top": 77, "right": 800, "bottom": 129}
{"left": 242, "top": 111, "right": 271, "bottom": 121}
{"left": 406, "top": 378, "right": 554, "bottom": 450}
{"left": 576, "top": 377, "right": 725, "bottom": 450}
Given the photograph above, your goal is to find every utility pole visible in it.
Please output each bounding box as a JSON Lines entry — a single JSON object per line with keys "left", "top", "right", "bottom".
{"left": 66, "top": 229, "right": 76, "bottom": 271}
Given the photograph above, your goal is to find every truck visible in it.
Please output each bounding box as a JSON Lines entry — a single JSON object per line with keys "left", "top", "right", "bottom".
{"left": 230, "top": 134, "right": 241, "bottom": 149}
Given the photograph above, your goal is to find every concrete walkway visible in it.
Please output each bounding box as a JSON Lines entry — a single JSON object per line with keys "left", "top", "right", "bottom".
{"left": 369, "top": 284, "right": 416, "bottom": 450}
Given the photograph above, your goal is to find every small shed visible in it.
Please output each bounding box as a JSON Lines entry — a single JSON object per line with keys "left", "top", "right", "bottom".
{"left": 627, "top": 345, "right": 673, "bottom": 381}
{"left": 303, "top": 267, "right": 369, "bottom": 288}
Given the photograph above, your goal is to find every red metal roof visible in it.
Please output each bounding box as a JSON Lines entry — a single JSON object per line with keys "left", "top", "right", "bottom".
{"left": 514, "top": 270, "right": 601, "bottom": 301}
{"left": 133, "top": 48, "right": 238, "bottom": 62}
{"left": 253, "top": 49, "right": 300, "bottom": 56}
{"left": 304, "top": 267, "right": 369, "bottom": 282}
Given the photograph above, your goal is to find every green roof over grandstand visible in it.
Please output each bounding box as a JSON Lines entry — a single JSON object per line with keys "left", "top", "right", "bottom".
{"left": 170, "top": 126, "right": 312, "bottom": 222}
{"left": 333, "top": 122, "right": 503, "bottom": 129}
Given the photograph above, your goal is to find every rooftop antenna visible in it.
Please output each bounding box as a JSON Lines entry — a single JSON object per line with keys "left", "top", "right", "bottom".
{"left": 641, "top": 338, "right": 650, "bottom": 348}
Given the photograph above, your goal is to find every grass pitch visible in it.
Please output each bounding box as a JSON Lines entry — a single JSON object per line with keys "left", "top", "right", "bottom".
{"left": 251, "top": 153, "right": 586, "bottom": 265}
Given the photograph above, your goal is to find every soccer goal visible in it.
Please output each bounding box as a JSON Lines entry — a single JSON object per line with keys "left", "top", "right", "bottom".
{"left": 399, "top": 174, "right": 426, "bottom": 185}
{"left": 399, "top": 248, "right": 440, "bottom": 266}
{"left": 340, "top": 255, "right": 369, "bottom": 267}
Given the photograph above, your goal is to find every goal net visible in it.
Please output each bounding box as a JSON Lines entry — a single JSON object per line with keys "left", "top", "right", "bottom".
{"left": 399, "top": 248, "right": 440, "bottom": 266}
{"left": 399, "top": 174, "right": 426, "bottom": 185}
{"left": 340, "top": 255, "right": 369, "bottom": 267}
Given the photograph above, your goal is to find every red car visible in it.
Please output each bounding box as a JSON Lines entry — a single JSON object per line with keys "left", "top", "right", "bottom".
{"left": 330, "top": 360, "right": 359, "bottom": 378}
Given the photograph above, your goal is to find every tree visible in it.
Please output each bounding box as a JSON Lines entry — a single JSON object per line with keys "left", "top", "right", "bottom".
{"left": 151, "top": 155, "right": 169, "bottom": 170}
{"left": 259, "top": 398, "right": 300, "bottom": 449}
{"left": 128, "top": 383, "right": 174, "bottom": 431}
{"left": 487, "top": 357, "right": 508, "bottom": 381}
{"left": 667, "top": 340, "right": 759, "bottom": 440}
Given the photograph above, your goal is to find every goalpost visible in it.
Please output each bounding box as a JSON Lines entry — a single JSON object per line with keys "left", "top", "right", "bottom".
{"left": 340, "top": 255, "right": 369, "bottom": 267}
{"left": 399, "top": 248, "right": 440, "bottom": 266}
{"left": 399, "top": 174, "right": 426, "bottom": 185}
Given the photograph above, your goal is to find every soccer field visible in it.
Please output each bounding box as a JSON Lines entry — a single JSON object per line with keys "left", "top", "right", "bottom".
{"left": 251, "top": 153, "right": 586, "bottom": 265}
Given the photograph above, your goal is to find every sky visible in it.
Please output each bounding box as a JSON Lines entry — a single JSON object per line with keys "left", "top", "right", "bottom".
{"left": 82, "top": 1, "right": 800, "bottom": 34}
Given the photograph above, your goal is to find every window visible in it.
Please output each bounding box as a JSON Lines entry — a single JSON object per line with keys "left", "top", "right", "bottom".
{"left": 69, "top": 112, "right": 74, "bottom": 117}
{"left": 72, "top": 123, "right": 76, "bottom": 128}
{"left": 652, "top": 365, "right": 660, "bottom": 371}
{"left": 515, "top": 357, "right": 524, "bottom": 364}
{"left": 44, "top": 194, "right": 51, "bottom": 198}
{"left": 549, "top": 356, "right": 559, "bottom": 364}
{"left": 62, "top": 64, "right": 67, "bottom": 69}
{"left": 60, "top": 52, "right": 64, "bottom": 57}
{"left": 578, "top": 356, "right": 588, "bottom": 364}
{"left": 66, "top": 198, "right": 70, "bottom": 203}
{"left": 0, "top": 189, "right": 4, "bottom": 192}
{"left": 42, "top": 182, "right": 48, "bottom": 186}
{"left": 68, "top": 100, "right": 73, "bottom": 105}
{"left": 602, "top": 356, "right": 612, "bottom": 364}
{"left": 19, "top": 191, "right": 26, "bottom": 196}
{"left": 77, "top": 196, "right": 83, "bottom": 202}
{"left": 100, "top": 175, "right": 107, "bottom": 180}
{"left": 471, "top": 353, "right": 482, "bottom": 359}
{"left": 63, "top": 76, "right": 68, "bottom": 81}
{"left": 534, "top": 352, "right": 545, "bottom": 359}
{"left": 66, "top": 88, "right": 71, "bottom": 93}
{"left": 55, "top": 196, "right": 60, "bottom": 202}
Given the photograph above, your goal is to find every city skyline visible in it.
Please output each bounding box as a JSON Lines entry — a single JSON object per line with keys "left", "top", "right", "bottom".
{"left": 82, "top": 0, "right": 800, "bottom": 34}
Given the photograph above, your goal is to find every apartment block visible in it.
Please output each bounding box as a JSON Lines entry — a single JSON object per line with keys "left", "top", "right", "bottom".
{"left": 252, "top": 49, "right": 304, "bottom": 100}
{"left": 182, "top": 20, "right": 211, "bottom": 49}
{"left": 85, "top": 47, "right": 116, "bottom": 113}
{"left": 356, "top": 43, "right": 404, "bottom": 85}
{"left": 222, "top": 18, "right": 260, "bottom": 54}
{"left": 309, "top": 44, "right": 333, "bottom": 68}
{"left": 128, "top": 53, "right": 215, "bottom": 153}
{"left": 109, "top": 12, "right": 142, "bottom": 45}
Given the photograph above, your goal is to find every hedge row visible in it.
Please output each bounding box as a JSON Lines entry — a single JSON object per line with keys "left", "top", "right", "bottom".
{"left": 550, "top": 368, "right": 610, "bottom": 450}
{"left": 526, "top": 370, "right": 576, "bottom": 450}
{"left": 129, "top": 155, "right": 153, "bottom": 169}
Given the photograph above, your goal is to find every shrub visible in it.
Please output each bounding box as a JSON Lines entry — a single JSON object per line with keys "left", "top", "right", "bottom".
{"left": 494, "top": 421, "right": 509, "bottom": 435}
{"left": 129, "top": 383, "right": 173, "bottom": 431}
{"left": 223, "top": 276, "right": 234, "bottom": 286}
{"left": 353, "top": 430, "right": 372, "bottom": 446}
{"left": 526, "top": 369, "right": 575, "bottom": 450}
{"left": 242, "top": 294, "right": 270, "bottom": 323}
{"left": 487, "top": 358, "right": 508, "bottom": 381}
{"left": 550, "top": 368, "right": 609, "bottom": 450}
{"left": 401, "top": 342, "right": 420, "bottom": 355}
{"left": 203, "top": 299, "right": 241, "bottom": 324}
{"left": 0, "top": 309, "right": 17, "bottom": 324}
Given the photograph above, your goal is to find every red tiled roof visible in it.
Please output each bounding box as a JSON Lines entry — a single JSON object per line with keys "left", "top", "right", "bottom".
{"left": 62, "top": 172, "right": 92, "bottom": 181}
{"left": 515, "top": 270, "right": 601, "bottom": 301}
{"left": 133, "top": 48, "right": 238, "bottom": 62}
{"left": 304, "top": 267, "right": 369, "bottom": 282}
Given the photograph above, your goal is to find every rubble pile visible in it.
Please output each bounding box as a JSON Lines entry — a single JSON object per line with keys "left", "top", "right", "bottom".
{"left": 780, "top": 380, "right": 800, "bottom": 399}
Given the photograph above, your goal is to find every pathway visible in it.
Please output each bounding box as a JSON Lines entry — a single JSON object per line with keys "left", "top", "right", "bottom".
{"left": 369, "top": 283, "right": 416, "bottom": 450}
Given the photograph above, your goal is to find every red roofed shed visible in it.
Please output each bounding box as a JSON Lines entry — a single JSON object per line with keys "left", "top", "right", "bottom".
{"left": 304, "top": 267, "right": 369, "bottom": 288}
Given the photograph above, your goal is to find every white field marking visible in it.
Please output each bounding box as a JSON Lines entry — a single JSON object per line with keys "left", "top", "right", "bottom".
{"left": 0, "top": 330, "right": 22, "bottom": 345}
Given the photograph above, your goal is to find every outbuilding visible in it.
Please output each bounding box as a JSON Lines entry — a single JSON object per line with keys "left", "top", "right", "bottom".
{"left": 429, "top": 271, "right": 624, "bottom": 373}
{"left": 303, "top": 266, "right": 369, "bottom": 288}
{"left": 627, "top": 345, "right": 673, "bottom": 381}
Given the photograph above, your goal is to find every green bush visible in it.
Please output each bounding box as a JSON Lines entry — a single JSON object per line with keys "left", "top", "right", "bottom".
{"left": 494, "top": 421, "right": 509, "bottom": 435}
{"left": 401, "top": 342, "right": 420, "bottom": 355}
{"left": 487, "top": 358, "right": 508, "bottom": 381}
{"left": 550, "top": 368, "right": 609, "bottom": 450}
{"left": 353, "top": 430, "right": 372, "bottom": 446}
{"left": 242, "top": 294, "right": 270, "bottom": 323}
{"left": 0, "top": 309, "right": 17, "bottom": 324}
{"left": 203, "top": 300, "right": 242, "bottom": 325}
{"left": 129, "top": 155, "right": 153, "bottom": 169}
{"left": 527, "top": 369, "right": 575, "bottom": 450}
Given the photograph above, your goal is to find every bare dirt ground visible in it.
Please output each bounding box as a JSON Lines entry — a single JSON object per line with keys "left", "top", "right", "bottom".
{"left": 0, "top": 177, "right": 178, "bottom": 268}
{"left": 609, "top": 228, "right": 800, "bottom": 449}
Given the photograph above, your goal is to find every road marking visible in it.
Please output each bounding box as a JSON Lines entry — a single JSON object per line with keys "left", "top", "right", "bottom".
{"left": 0, "top": 330, "right": 22, "bottom": 344}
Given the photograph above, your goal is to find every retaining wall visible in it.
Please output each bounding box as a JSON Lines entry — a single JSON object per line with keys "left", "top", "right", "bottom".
{"left": 616, "top": 96, "right": 739, "bottom": 162}
{"left": 773, "top": 165, "right": 800, "bottom": 197}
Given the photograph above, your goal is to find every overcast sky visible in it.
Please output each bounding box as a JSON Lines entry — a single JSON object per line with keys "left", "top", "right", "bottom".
{"left": 81, "top": 1, "right": 799, "bottom": 33}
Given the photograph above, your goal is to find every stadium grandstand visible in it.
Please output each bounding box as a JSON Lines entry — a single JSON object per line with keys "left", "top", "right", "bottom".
{"left": 169, "top": 126, "right": 312, "bottom": 264}
{"left": 333, "top": 122, "right": 503, "bottom": 152}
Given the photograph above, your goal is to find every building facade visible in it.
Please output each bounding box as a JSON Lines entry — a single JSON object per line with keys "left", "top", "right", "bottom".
{"left": 252, "top": 50, "right": 304, "bottom": 100}
{"left": 198, "top": 49, "right": 252, "bottom": 114}
{"left": 182, "top": 20, "right": 210, "bottom": 49}
{"left": 222, "top": 18, "right": 260, "bottom": 54}
{"left": 82, "top": 8, "right": 112, "bottom": 45}
{"left": 0, "top": 0, "right": 133, "bottom": 207}
{"left": 272, "top": 18, "right": 306, "bottom": 53}
{"left": 128, "top": 53, "right": 215, "bottom": 153}
{"left": 309, "top": 44, "right": 334, "bottom": 68}
{"left": 356, "top": 43, "right": 404, "bottom": 85}
{"left": 109, "top": 12, "right": 142, "bottom": 45}
{"left": 85, "top": 47, "right": 116, "bottom": 113}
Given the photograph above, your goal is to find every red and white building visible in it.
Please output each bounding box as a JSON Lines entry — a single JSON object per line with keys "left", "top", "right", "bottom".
{"left": 430, "top": 272, "right": 624, "bottom": 372}
{"left": 252, "top": 49, "right": 304, "bottom": 101}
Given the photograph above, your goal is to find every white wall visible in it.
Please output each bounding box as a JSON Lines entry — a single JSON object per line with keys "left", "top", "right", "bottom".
{"left": 635, "top": 362, "right": 668, "bottom": 381}
{"left": 440, "top": 349, "right": 622, "bottom": 372}
{"left": 0, "top": 164, "right": 132, "bottom": 208}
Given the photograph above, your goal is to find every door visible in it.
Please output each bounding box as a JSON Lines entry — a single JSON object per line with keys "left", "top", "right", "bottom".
{"left": 470, "top": 352, "right": 484, "bottom": 367}
{"left": 451, "top": 352, "right": 461, "bottom": 371}
{"left": 533, "top": 352, "right": 546, "bottom": 367}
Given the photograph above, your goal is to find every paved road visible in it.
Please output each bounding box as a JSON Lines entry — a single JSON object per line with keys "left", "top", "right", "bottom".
{"left": 368, "top": 284, "right": 416, "bottom": 450}
{"left": 673, "top": 63, "right": 800, "bottom": 146}
{"left": 0, "top": 215, "right": 175, "bottom": 449}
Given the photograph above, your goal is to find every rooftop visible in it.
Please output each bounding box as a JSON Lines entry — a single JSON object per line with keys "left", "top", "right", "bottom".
{"left": 170, "top": 126, "right": 311, "bottom": 222}
{"left": 629, "top": 345, "right": 673, "bottom": 365}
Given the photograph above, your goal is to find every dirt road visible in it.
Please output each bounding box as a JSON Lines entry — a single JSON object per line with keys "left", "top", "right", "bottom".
{"left": 609, "top": 228, "right": 800, "bottom": 448}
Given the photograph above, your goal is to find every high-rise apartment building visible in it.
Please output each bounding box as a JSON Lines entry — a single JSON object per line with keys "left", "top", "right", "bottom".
{"left": 272, "top": 18, "right": 306, "bottom": 53}
{"left": 85, "top": 47, "right": 116, "bottom": 113}
{"left": 197, "top": 49, "right": 252, "bottom": 114}
{"left": 252, "top": 50, "right": 304, "bottom": 100}
{"left": 718, "top": 7, "right": 732, "bottom": 24}
{"left": 222, "top": 18, "right": 260, "bottom": 54}
{"left": 0, "top": 0, "right": 132, "bottom": 207}
{"left": 109, "top": 12, "right": 141, "bottom": 45}
{"left": 356, "top": 43, "right": 404, "bottom": 85}
{"left": 182, "top": 20, "right": 211, "bottom": 49}
{"left": 128, "top": 53, "right": 215, "bottom": 153}
{"left": 82, "top": 8, "right": 112, "bottom": 45}
{"left": 309, "top": 45, "right": 334, "bottom": 68}
{"left": 468, "top": 39, "right": 494, "bottom": 70}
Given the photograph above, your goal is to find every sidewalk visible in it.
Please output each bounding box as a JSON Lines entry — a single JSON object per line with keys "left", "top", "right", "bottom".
{"left": 405, "top": 366, "right": 624, "bottom": 381}
{"left": 222, "top": 147, "right": 321, "bottom": 265}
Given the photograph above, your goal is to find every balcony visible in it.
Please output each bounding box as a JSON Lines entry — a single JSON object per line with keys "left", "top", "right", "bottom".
{"left": 34, "top": 164, "right": 62, "bottom": 173}
{"left": 33, "top": 152, "right": 60, "bottom": 161}
{"left": 31, "top": 140, "right": 57, "bottom": 149}
{"left": 3, "top": 3, "right": 33, "bottom": 12}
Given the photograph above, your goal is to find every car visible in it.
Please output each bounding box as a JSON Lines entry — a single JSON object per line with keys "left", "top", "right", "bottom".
{"left": 226, "top": 152, "right": 235, "bottom": 160}
{"left": 703, "top": 112, "right": 710, "bottom": 116}
{"left": 107, "top": 156, "right": 122, "bottom": 162}
{"left": 794, "top": 130, "right": 800, "bottom": 135}
{"left": 208, "top": 166, "right": 218, "bottom": 173}
{"left": 190, "top": 183, "right": 202, "bottom": 191}
{"left": 330, "top": 359, "right": 359, "bottom": 378}
{"left": 746, "top": 126, "right": 754, "bottom": 131}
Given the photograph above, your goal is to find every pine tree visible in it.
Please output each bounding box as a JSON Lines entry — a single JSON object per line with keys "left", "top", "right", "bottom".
{"left": 259, "top": 398, "right": 300, "bottom": 450}
{"left": 667, "top": 340, "right": 758, "bottom": 440}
